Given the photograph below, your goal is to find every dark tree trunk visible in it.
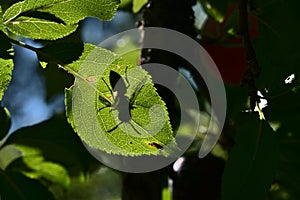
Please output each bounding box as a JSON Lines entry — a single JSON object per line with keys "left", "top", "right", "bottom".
{"left": 121, "top": 1, "right": 198, "bottom": 200}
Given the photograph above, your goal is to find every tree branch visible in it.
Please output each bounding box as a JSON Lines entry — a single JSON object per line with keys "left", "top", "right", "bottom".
{"left": 239, "top": 0, "right": 261, "bottom": 111}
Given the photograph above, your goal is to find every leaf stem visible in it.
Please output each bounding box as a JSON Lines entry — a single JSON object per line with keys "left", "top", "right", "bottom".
{"left": 239, "top": 0, "right": 261, "bottom": 111}
{"left": 8, "top": 37, "right": 111, "bottom": 103}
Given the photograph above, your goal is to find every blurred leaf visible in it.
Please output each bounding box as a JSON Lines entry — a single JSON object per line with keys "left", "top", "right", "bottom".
{"left": 162, "top": 187, "right": 172, "bottom": 200}
{"left": 6, "top": 115, "right": 99, "bottom": 178}
{"left": 0, "top": 145, "right": 22, "bottom": 170}
{"left": 223, "top": 8, "right": 239, "bottom": 36}
{"left": 0, "top": 170, "right": 55, "bottom": 200}
{"left": 222, "top": 114, "right": 279, "bottom": 200}
{"left": 0, "top": 107, "right": 11, "bottom": 140}
{"left": 21, "top": 155, "right": 70, "bottom": 188}
{"left": 133, "top": 0, "right": 148, "bottom": 13}
{"left": 64, "top": 167, "right": 122, "bottom": 200}
{"left": 199, "top": 0, "right": 228, "bottom": 23}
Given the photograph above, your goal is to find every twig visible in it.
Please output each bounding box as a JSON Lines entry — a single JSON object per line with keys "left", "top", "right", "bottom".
{"left": 8, "top": 38, "right": 111, "bottom": 102}
{"left": 239, "top": 0, "right": 261, "bottom": 111}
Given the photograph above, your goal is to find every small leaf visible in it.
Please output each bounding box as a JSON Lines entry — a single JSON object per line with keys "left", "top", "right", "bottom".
{"left": 65, "top": 45, "right": 177, "bottom": 156}
{"left": 0, "top": 170, "right": 55, "bottom": 200}
{"left": 133, "top": 0, "right": 148, "bottom": 13}
{"left": 39, "top": 61, "right": 47, "bottom": 68}
{"left": 221, "top": 114, "right": 279, "bottom": 200}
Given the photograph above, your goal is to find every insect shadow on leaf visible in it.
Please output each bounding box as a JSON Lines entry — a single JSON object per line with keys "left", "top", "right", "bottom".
{"left": 98, "top": 66, "right": 147, "bottom": 135}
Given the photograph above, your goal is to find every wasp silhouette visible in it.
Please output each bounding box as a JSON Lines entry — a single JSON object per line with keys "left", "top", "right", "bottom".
{"left": 99, "top": 67, "right": 145, "bottom": 134}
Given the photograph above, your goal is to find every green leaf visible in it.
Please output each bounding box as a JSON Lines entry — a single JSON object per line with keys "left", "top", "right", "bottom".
{"left": 21, "top": 155, "right": 70, "bottom": 188}
{"left": 0, "top": 107, "right": 11, "bottom": 141}
{"left": 199, "top": 0, "right": 228, "bottom": 23}
{"left": 3, "top": 0, "right": 120, "bottom": 39}
{"left": 0, "top": 57, "right": 14, "bottom": 101}
{"left": 65, "top": 45, "right": 177, "bottom": 156}
{"left": 6, "top": 116, "right": 99, "bottom": 178}
{"left": 221, "top": 114, "right": 279, "bottom": 200}
{"left": 67, "top": 43, "right": 97, "bottom": 73}
{"left": 4, "top": 16, "right": 78, "bottom": 40}
{"left": 0, "top": 170, "right": 55, "bottom": 200}
{"left": 0, "top": 31, "right": 13, "bottom": 59}
{"left": 3, "top": 0, "right": 119, "bottom": 24}
{"left": 132, "top": 0, "right": 148, "bottom": 13}
{"left": 0, "top": 145, "right": 22, "bottom": 170}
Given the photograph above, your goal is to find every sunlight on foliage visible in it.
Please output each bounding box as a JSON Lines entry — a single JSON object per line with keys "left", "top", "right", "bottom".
{"left": 66, "top": 45, "right": 177, "bottom": 156}
{"left": 3, "top": 0, "right": 119, "bottom": 40}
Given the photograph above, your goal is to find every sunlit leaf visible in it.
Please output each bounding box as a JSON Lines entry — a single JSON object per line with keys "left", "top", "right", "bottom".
{"left": 133, "top": 0, "right": 148, "bottom": 13}
{"left": 0, "top": 58, "right": 13, "bottom": 101}
{"left": 65, "top": 45, "right": 176, "bottom": 156}
{"left": 3, "top": 0, "right": 119, "bottom": 24}
{"left": 3, "top": 0, "right": 120, "bottom": 40}
{"left": 4, "top": 16, "right": 78, "bottom": 40}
